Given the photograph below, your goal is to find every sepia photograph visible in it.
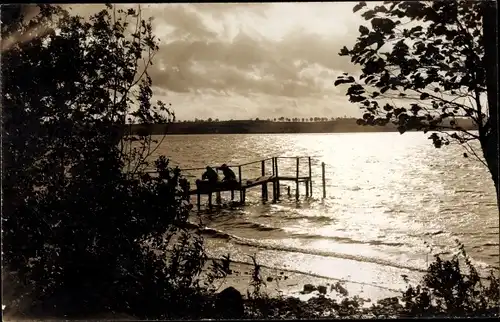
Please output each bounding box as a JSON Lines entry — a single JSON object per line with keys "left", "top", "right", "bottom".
{"left": 2, "top": 1, "right": 499, "bottom": 319}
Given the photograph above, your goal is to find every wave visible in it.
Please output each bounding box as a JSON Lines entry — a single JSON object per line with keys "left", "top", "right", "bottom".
{"left": 455, "top": 189, "right": 482, "bottom": 193}
{"left": 200, "top": 226, "right": 282, "bottom": 240}
{"left": 280, "top": 214, "right": 334, "bottom": 223}
{"left": 198, "top": 227, "right": 428, "bottom": 273}
{"left": 232, "top": 239, "right": 428, "bottom": 273}
{"left": 188, "top": 222, "right": 493, "bottom": 277}
{"left": 231, "top": 221, "right": 282, "bottom": 232}
{"left": 201, "top": 223, "right": 405, "bottom": 248}
{"left": 200, "top": 227, "right": 234, "bottom": 239}
{"left": 291, "top": 233, "right": 405, "bottom": 247}
{"left": 423, "top": 230, "right": 445, "bottom": 236}
{"left": 260, "top": 210, "right": 334, "bottom": 223}
{"left": 472, "top": 243, "right": 500, "bottom": 250}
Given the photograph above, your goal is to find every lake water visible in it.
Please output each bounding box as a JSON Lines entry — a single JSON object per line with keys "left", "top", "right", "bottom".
{"left": 148, "top": 132, "right": 498, "bottom": 293}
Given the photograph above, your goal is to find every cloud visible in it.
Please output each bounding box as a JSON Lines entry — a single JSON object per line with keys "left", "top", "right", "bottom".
{"left": 148, "top": 26, "right": 358, "bottom": 96}
{"left": 143, "top": 4, "right": 361, "bottom": 100}
{"left": 277, "top": 31, "right": 358, "bottom": 73}
{"left": 147, "top": 4, "right": 218, "bottom": 40}
{"left": 180, "top": 3, "right": 272, "bottom": 20}
{"left": 66, "top": 3, "right": 364, "bottom": 119}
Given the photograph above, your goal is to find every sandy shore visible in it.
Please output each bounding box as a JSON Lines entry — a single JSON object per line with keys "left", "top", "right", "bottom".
{"left": 2, "top": 261, "right": 403, "bottom": 320}
{"left": 203, "top": 261, "right": 401, "bottom": 305}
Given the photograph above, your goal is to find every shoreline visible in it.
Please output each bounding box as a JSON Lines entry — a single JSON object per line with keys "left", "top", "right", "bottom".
{"left": 185, "top": 221, "right": 424, "bottom": 303}
{"left": 202, "top": 261, "right": 402, "bottom": 304}
{"left": 135, "top": 128, "right": 478, "bottom": 136}
{"left": 125, "top": 119, "right": 478, "bottom": 136}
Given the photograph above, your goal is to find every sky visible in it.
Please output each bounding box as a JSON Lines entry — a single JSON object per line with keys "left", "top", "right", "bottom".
{"left": 69, "top": 3, "right": 368, "bottom": 121}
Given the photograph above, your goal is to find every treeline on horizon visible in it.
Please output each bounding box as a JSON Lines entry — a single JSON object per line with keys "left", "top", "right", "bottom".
{"left": 126, "top": 117, "right": 478, "bottom": 135}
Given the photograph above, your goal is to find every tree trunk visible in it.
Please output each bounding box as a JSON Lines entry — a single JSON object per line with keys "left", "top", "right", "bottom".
{"left": 481, "top": 1, "right": 499, "bottom": 207}
{"left": 481, "top": 132, "right": 499, "bottom": 203}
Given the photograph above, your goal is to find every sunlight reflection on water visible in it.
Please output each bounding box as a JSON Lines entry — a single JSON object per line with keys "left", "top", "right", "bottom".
{"left": 147, "top": 132, "right": 498, "bottom": 290}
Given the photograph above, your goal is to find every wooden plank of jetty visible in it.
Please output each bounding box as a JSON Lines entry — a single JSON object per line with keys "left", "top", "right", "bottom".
{"left": 242, "top": 175, "right": 275, "bottom": 189}
{"left": 188, "top": 175, "right": 275, "bottom": 195}
{"left": 274, "top": 176, "right": 310, "bottom": 182}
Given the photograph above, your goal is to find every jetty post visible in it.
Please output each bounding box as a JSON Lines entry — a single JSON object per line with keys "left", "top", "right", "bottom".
{"left": 271, "top": 157, "right": 277, "bottom": 202}
{"left": 321, "top": 162, "right": 326, "bottom": 199}
{"left": 208, "top": 192, "right": 213, "bottom": 210}
{"left": 275, "top": 157, "right": 280, "bottom": 200}
{"left": 261, "top": 159, "right": 268, "bottom": 201}
{"left": 308, "top": 156, "right": 312, "bottom": 197}
{"left": 295, "top": 157, "right": 300, "bottom": 200}
{"left": 238, "top": 165, "right": 243, "bottom": 202}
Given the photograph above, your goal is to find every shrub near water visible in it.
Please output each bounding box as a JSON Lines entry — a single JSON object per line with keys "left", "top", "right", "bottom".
{"left": 3, "top": 151, "right": 214, "bottom": 319}
{"left": 242, "top": 243, "right": 499, "bottom": 319}
{"left": 399, "top": 242, "right": 499, "bottom": 317}
{"left": 1, "top": 4, "right": 215, "bottom": 319}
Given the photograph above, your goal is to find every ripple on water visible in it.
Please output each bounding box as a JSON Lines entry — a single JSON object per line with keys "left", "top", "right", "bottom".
{"left": 155, "top": 132, "right": 498, "bottom": 283}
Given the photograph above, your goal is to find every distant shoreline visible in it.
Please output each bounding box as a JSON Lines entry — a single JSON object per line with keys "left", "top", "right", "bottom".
{"left": 125, "top": 119, "right": 478, "bottom": 136}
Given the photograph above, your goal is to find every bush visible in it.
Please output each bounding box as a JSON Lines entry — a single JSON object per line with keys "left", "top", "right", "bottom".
{"left": 242, "top": 242, "right": 499, "bottom": 319}
{"left": 399, "top": 241, "right": 499, "bottom": 318}
{"left": 1, "top": 4, "right": 215, "bottom": 319}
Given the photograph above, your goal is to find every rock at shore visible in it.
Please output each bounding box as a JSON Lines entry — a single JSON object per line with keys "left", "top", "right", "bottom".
{"left": 215, "top": 286, "right": 244, "bottom": 318}
{"left": 317, "top": 285, "right": 327, "bottom": 294}
{"left": 302, "top": 284, "right": 317, "bottom": 294}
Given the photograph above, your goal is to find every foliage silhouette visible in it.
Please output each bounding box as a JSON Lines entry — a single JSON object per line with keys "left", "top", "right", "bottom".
{"left": 1, "top": 4, "right": 218, "bottom": 319}
{"left": 398, "top": 241, "right": 499, "bottom": 317}
{"left": 243, "top": 243, "right": 498, "bottom": 319}
{"left": 335, "top": 1, "right": 499, "bottom": 203}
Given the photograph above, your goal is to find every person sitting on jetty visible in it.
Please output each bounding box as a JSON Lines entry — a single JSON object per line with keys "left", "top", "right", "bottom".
{"left": 196, "top": 166, "right": 219, "bottom": 192}
{"left": 219, "top": 164, "right": 237, "bottom": 183}
{"left": 201, "top": 166, "right": 219, "bottom": 184}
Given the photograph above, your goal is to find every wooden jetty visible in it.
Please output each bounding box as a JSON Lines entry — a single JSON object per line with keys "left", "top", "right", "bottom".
{"left": 177, "top": 156, "right": 327, "bottom": 211}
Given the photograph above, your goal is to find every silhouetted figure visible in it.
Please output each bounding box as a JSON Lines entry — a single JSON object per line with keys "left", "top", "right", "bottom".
{"left": 201, "top": 166, "right": 219, "bottom": 183}
{"left": 196, "top": 166, "right": 219, "bottom": 192}
{"left": 219, "top": 164, "right": 236, "bottom": 182}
